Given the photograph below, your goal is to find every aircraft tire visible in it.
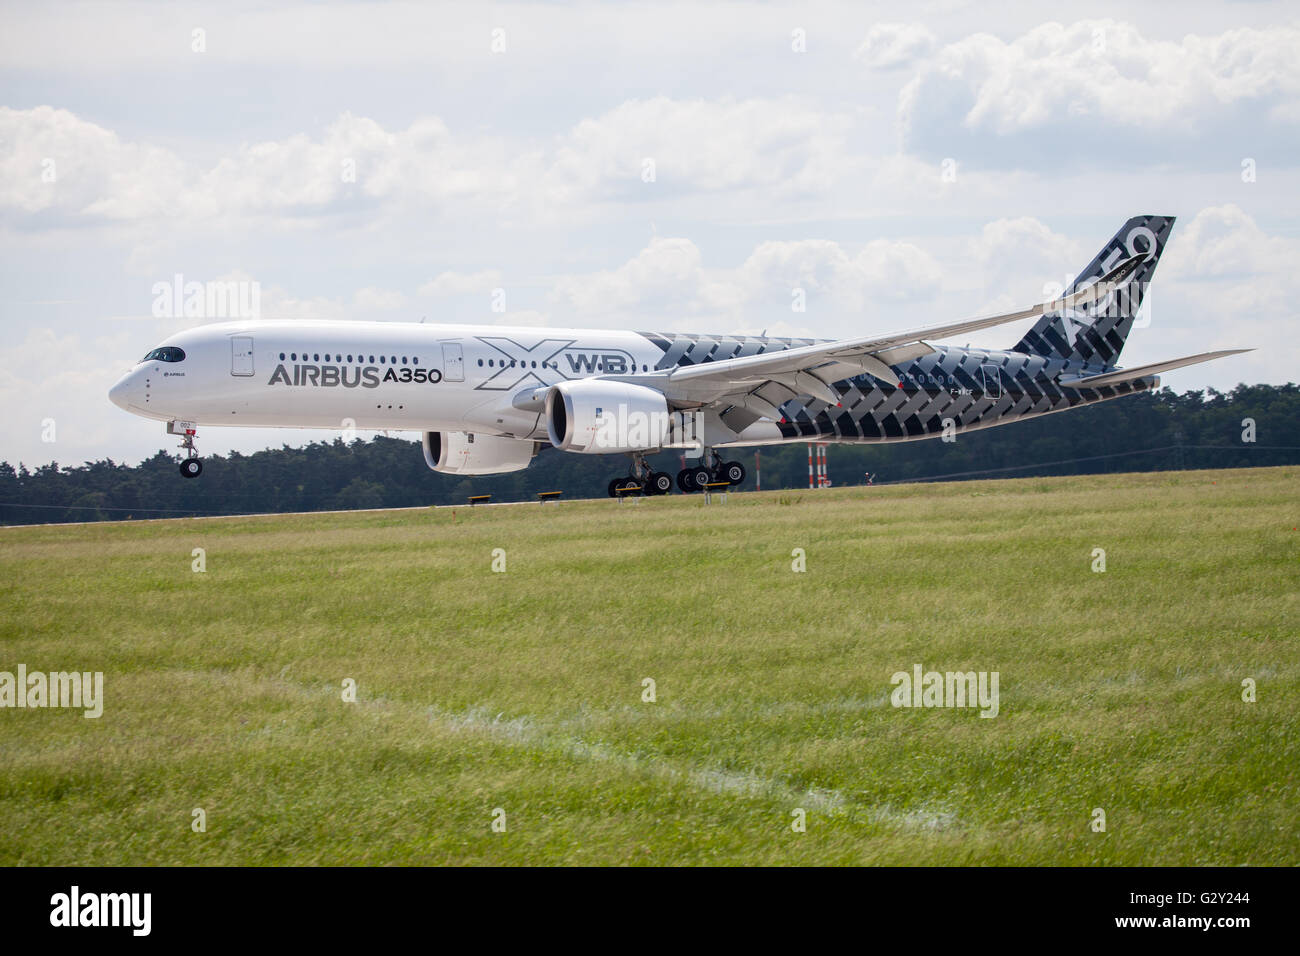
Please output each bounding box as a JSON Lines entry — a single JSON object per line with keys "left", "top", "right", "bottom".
{"left": 721, "top": 461, "right": 746, "bottom": 486}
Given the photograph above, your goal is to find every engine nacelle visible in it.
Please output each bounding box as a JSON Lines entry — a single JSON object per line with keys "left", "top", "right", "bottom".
{"left": 545, "top": 380, "right": 670, "bottom": 454}
{"left": 422, "top": 431, "right": 537, "bottom": 475}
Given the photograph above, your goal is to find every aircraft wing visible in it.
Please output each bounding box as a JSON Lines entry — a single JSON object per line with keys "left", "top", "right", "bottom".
{"left": 1056, "top": 349, "right": 1254, "bottom": 389}
{"left": 639, "top": 253, "right": 1145, "bottom": 417}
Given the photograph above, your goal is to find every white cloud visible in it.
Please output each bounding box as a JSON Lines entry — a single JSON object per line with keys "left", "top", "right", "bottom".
{"left": 551, "top": 237, "right": 705, "bottom": 313}
{"left": 966, "top": 216, "right": 1084, "bottom": 311}
{"left": 855, "top": 23, "right": 936, "bottom": 70}
{"left": 549, "top": 234, "right": 942, "bottom": 330}
{"left": 545, "top": 96, "right": 857, "bottom": 202}
{"left": 735, "top": 238, "right": 943, "bottom": 312}
{"left": 898, "top": 21, "right": 1300, "bottom": 154}
{"left": 1, "top": 324, "right": 166, "bottom": 468}
{"left": 1152, "top": 205, "right": 1299, "bottom": 371}
{"left": 419, "top": 270, "right": 504, "bottom": 297}
{"left": 256, "top": 287, "right": 348, "bottom": 321}
{"left": 1164, "top": 203, "right": 1300, "bottom": 280}
{"left": 0, "top": 106, "right": 189, "bottom": 220}
{"left": 1, "top": 98, "right": 861, "bottom": 230}
{"left": 352, "top": 287, "right": 407, "bottom": 311}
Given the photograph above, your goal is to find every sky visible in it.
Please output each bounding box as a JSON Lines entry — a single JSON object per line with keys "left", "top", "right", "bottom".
{"left": 2, "top": 0, "right": 1298, "bottom": 468}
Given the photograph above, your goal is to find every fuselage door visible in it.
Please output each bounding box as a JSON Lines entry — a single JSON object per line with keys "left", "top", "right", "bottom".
{"left": 232, "top": 336, "right": 255, "bottom": 376}
{"left": 442, "top": 343, "right": 464, "bottom": 382}
{"left": 980, "top": 364, "right": 1002, "bottom": 399}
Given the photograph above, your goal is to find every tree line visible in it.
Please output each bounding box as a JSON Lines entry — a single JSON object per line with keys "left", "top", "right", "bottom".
{"left": 2, "top": 383, "right": 1296, "bottom": 525}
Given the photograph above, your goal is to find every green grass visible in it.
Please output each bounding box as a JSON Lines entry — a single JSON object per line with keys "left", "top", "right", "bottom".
{"left": 0, "top": 466, "right": 1296, "bottom": 865}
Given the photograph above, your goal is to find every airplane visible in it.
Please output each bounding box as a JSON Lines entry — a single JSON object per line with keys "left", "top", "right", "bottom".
{"left": 109, "top": 215, "right": 1249, "bottom": 496}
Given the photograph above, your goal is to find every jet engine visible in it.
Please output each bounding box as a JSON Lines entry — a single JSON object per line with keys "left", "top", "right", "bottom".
{"left": 545, "top": 380, "right": 671, "bottom": 454}
{"left": 422, "top": 431, "right": 537, "bottom": 475}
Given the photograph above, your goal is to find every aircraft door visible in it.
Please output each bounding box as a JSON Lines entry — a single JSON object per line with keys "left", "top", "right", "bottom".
{"left": 232, "top": 336, "right": 255, "bottom": 376}
{"left": 442, "top": 343, "right": 464, "bottom": 382}
{"left": 980, "top": 364, "right": 1002, "bottom": 399}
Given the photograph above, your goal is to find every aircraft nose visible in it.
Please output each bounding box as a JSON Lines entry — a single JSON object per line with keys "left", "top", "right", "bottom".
{"left": 109, "top": 371, "right": 135, "bottom": 411}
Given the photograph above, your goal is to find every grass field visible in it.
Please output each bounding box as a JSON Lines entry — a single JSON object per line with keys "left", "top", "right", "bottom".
{"left": 1, "top": 466, "right": 1296, "bottom": 866}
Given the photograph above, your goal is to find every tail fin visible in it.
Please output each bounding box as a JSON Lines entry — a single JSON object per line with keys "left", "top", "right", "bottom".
{"left": 1012, "top": 215, "right": 1175, "bottom": 367}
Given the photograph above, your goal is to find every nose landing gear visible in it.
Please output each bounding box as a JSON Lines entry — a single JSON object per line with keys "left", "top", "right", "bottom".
{"left": 169, "top": 421, "right": 203, "bottom": 478}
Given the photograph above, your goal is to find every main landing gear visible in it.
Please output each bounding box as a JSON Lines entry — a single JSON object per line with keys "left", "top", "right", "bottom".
{"left": 171, "top": 422, "right": 203, "bottom": 479}
{"left": 602, "top": 448, "right": 747, "bottom": 496}
{"left": 674, "top": 449, "right": 746, "bottom": 493}
{"left": 607, "top": 452, "right": 672, "bottom": 497}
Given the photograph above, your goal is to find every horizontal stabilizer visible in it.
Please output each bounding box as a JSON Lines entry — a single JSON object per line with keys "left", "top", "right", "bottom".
{"left": 1057, "top": 349, "right": 1252, "bottom": 388}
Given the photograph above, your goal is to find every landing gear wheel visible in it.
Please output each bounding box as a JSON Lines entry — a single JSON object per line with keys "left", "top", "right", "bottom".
{"left": 608, "top": 478, "right": 622, "bottom": 498}
{"left": 180, "top": 458, "right": 203, "bottom": 479}
{"left": 676, "top": 469, "right": 696, "bottom": 493}
{"left": 690, "top": 467, "right": 713, "bottom": 492}
{"left": 648, "top": 471, "right": 673, "bottom": 496}
{"left": 721, "top": 461, "right": 746, "bottom": 486}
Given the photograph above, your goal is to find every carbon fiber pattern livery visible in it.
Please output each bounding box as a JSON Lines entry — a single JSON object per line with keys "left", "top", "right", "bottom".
{"left": 634, "top": 221, "right": 1185, "bottom": 447}
{"left": 639, "top": 331, "right": 819, "bottom": 369}
{"left": 634, "top": 217, "right": 1171, "bottom": 445}
{"left": 773, "top": 346, "right": 1155, "bottom": 443}
{"left": 1013, "top": 215, "right": 1174, "bottom": 366}
{"left": 636, "top": 332, "right": 1156, "bottom": 443}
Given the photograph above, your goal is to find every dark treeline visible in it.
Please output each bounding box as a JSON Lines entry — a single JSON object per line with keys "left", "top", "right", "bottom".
{"left": 2, "top": 383, "right": 1297, "bottom": 525}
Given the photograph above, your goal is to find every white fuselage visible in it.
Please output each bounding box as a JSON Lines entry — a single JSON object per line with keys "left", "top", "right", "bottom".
{"left": 109, "top": 319, "right": 681, "bottom": 441}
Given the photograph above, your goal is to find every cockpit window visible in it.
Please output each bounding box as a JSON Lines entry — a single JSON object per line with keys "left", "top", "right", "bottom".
{"left": 142, "top": 347, "right": 186, "bottom": 363}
